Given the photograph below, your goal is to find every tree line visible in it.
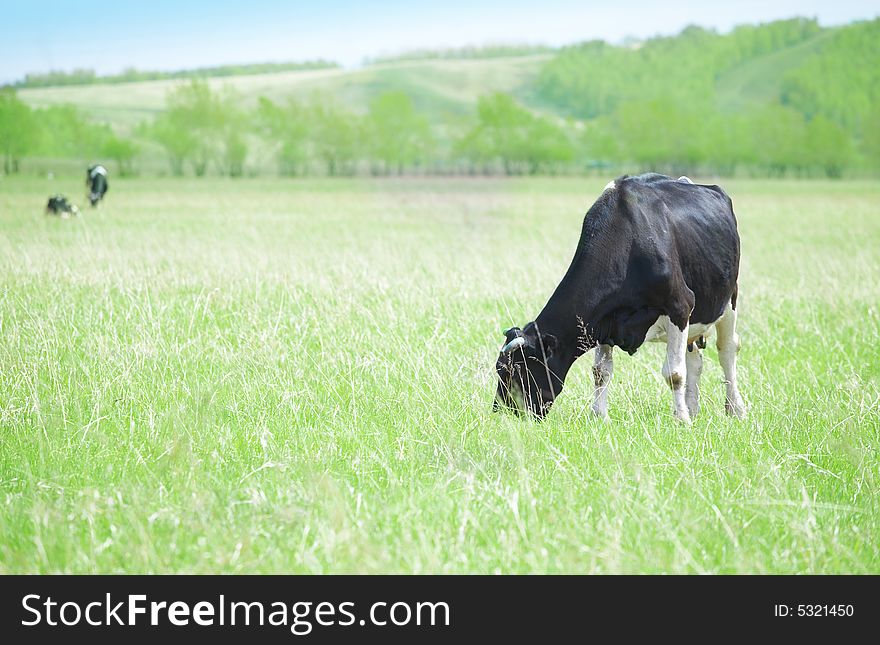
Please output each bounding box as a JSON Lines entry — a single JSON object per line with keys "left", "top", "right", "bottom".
{"left": 2, "top": 17, "right": 878, "bottom": 178}
{"left": 11, "top": 61, "right": 338, "bottom": 89}
{"left": 366, "top": 44, "right": 555, "bottom": 64}
{"left": 3, "top": 82, "right": 873, "bottom": 179}
{"left": 1, "top": 88, "right": 136, "bottom": 175}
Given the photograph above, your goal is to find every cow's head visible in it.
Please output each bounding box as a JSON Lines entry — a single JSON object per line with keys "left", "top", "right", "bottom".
{"left": 494, "top": 322, "right": 564, "bottom": 419}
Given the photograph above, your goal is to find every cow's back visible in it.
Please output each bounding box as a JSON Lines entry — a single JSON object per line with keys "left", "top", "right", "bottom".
{"left": 616, "top": 174, "right": 740, "bottom": 326}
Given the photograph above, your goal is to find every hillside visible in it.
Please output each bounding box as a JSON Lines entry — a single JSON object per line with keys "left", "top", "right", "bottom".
{"left": 6, "top": 17, "right": 878, "bottom": 177}
{"left": 17, "top": 18, "right": 877, "bottom": 140}
{"left": 715, "top": 29, "right": 836, "bottom": 112}
{"left": 17, "top": 55, "right": 550, "bottom": 135}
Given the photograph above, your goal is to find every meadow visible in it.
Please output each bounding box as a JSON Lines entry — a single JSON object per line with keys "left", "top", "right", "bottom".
{"left": 0, "top": 175, "right": 878, "bottom": 573}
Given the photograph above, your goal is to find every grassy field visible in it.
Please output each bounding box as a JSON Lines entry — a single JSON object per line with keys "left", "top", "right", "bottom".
{"left": 0, "top": 176, "right": 878, "bottom": 573}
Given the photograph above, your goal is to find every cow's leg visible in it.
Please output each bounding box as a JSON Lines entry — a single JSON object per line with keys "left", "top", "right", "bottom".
{"left": 685, "top": 342, "right": 702, "bottom": 418}
{"left": 716, "top": 304, "right": 746, "bottom": 418}
{"left": 662, "top": 318, "right": 691, "bottom": 422}
{"left": 591, "top": 344, "right": 613, "bottom": 420}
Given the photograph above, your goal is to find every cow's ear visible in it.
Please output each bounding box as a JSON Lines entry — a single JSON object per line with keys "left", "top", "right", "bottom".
{"left": 540, "top": 333, "right": 559, "bottom": 357}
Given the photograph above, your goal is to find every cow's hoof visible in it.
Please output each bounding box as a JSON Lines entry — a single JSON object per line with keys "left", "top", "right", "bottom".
{"left": 590, "top": 407, "right": 610, "bottom": 422}
{"left": 673, "top": 409, "right": 692, "bottom": 423}
{"left": 725, "top": 398, "right": 747, "bottom": 419}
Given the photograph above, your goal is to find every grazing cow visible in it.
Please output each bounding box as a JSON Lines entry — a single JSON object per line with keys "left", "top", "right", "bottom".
{"left": 45, "top": 194, "right": 80, "bottom": 218}
{"left": 86, "top": 164, "right": 109, "bottom": 206}
{"left": 494, "top": 173, "right": 745, "bottom": 422}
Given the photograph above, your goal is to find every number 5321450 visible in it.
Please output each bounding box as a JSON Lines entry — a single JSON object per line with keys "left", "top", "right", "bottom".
{"left": 797, "top": 605, "right": 853, "bottom": 617}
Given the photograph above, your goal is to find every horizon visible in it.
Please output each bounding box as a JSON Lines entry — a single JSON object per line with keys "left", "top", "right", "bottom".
{"left": 1, "top": 1, "right": 877, "bottom": 85}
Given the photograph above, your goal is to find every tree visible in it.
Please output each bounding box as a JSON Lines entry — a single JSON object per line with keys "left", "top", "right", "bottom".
{"left": 257, "top": 97, "right": 309, "bottom": 176}
{"left": 805, "top": 115, "right": 852, "bottom": 177}
{"left": 520, "top": 116, "right": 574, "bottom": 173}
{"left": 102, "top": 135, "right": 139, "bottom": 176}
{"left": 146, "top": 113, "right": 194, "bottom": 175}
{"left": 214, "top": 92, "right": 249, "bottom": 177}
{"left": 613, "top": 99, "right": 709, "bottom": 175}
{"left": 148, "top": 80, "right": 227, "bottom": 176}
{"left": 306, "top": 99, "right": 361, "bottom": 176}
{"left": 0, "top": 89, "right": 37, "bottom": 173}
{"left": 457, "top": 93, "right": 573, "bottom": 174}
{"left": 146, "top": 80, "right": 249, "bottom": 177}
{"left": 167, "top": 80, "right": 217, "bottom": 176}
{"left": 861, "top": 105, "right": 880, "bottom": 172}
{"left": 220, "top": 129, "right": 248, "bottom": 177}
{"left": 365, "top": 92, "right": 433, "bottom": 174}
{"left": 700, "top": 113, "right": 752, "bottom": 175}
{"left": 34, "top": 104, "right": 111, "bottom": 163}
{"left": 578, "top": 116, "right": 620, "bottom": 169}
{"left": 745, "top": 104, "right": 807, "bottom": 176}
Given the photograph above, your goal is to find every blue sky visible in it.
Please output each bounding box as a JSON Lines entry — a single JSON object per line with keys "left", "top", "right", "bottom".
{"left": 0, "top": 0, "right": 876, "bottom": 83}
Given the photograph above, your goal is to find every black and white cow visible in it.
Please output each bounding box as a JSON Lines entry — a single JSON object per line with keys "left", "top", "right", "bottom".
{"left": 86, "top": 164, "right": 109, "bottom": 206}
{"left": 45, "top": 194, "right": 80, "bottom": 218}
{"left": 494, "top": 173, "right": 745, "bottom": 422}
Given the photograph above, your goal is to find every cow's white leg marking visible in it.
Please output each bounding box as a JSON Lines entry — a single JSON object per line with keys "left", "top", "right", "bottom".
{"left": 662, "top": 319, "right": 691, "bottom": 422}
{"left": 715, "top": 303, "right": 746, "bottom": 418}
{"left": 685, "top": 343, "right": 702, "bottom": 418}
{"left": 591, "top": 344, "right": 613, "bottom": 420}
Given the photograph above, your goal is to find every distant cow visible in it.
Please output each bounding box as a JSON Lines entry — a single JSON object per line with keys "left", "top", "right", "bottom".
{"left": 45, "top": 195, "right": 80, "bottom": 218}
{"left": 494, "top": 173, "right": 745, "bottom": 422}
{"left": 86, "top": 164, "right": 109, "bottom": 206}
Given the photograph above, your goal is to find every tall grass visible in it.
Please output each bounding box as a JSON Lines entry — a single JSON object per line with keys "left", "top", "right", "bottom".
{"left": 0, "top": 176, "right": 877, "bottom": 572}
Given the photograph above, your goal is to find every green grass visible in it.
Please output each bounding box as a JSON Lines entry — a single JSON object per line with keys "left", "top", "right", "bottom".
{"left": 0, "top": 176, "right": 878, "bottom": 573}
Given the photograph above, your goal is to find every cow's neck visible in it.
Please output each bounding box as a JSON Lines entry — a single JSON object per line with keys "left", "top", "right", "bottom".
{"left": 534, "top": 220, "right": 621, "bottom": 372}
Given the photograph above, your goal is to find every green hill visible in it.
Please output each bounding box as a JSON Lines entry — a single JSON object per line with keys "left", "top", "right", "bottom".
{"left": 6, "top": 17, "right": 879, "bottom": 177}
{"left": 15, "top": 17, "right": 878, "bottom": 139}
{"left": 17, "top": 55, "right": 551, "bottom": 135}
{"left": 715, "top": 29, "right": 836, "bottom": 112}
